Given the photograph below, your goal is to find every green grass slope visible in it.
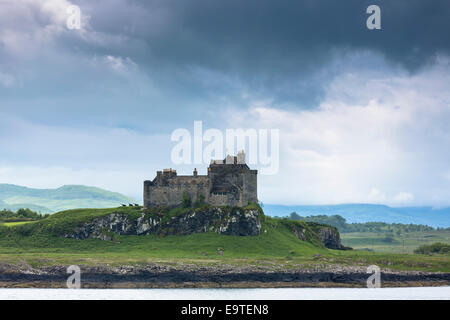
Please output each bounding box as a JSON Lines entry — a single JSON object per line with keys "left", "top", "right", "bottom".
{"left": 0, "top": 206, "right": 327, "bottom": 258}
{"left": 0, "top": 206, "right": 449, "bottom": 272}
{"left": 0, "top": 184, "right": 137, "bottom": 213}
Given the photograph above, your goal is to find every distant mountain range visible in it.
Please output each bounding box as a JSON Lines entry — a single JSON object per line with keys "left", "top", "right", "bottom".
{"left": 0, "top": 184, "right": 137, "bottom": 213}
{"left": 263, "top": 204, "right": 450, "bottom": 228}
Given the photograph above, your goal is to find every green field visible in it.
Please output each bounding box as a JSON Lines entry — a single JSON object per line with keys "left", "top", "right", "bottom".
{"left": 0, "top": 206, "right": 448, "bottom": 273}
{"left": 1, "top": 232, "right": 449, "bottom": 273}
{"left": 0, "top": 221, "right": 34, "bottom": 227}
{"left": 341, "top": 230, "right": 450, "bottom": 254}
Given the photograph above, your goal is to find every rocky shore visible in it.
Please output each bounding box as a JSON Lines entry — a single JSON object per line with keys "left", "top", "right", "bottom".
{"left": 1, "top": 262, "right": 449, "bottom": 288}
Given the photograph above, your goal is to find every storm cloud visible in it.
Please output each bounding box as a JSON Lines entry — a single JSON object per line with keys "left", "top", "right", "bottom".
{"left": 2, "top": 0, "right": 450, "bottom": 119}
{"left": 0, "top": 0, "right": 449, "bottom": 204}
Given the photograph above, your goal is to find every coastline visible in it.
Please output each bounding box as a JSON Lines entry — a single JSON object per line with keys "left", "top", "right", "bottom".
{"left": 1, "top": 263, "right": 449, "bottom": 288}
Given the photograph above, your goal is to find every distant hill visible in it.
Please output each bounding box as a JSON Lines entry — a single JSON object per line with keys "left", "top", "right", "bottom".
{"left": 0, "top": 184, "right": 137, "bottom": 213}
{"left": 263, "top": 204, "right": 450, "bottom": 228}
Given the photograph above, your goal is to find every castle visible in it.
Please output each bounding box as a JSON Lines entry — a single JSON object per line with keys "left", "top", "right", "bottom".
{"left": 143, "top": 151, "right": 258, "bottom": 208}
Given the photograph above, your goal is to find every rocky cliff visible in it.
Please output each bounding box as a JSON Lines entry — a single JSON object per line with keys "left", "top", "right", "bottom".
{"left": 314, "top": 225, "right": 345, "bottom": 250}
{"left": 280, "top": 219, "right": 346, "bottom": 250}
{"left": 64, "top": 205, "right": 346, "bottom": 250}
{"left": 65, "top": 206, "right": 262, "bottom": 240}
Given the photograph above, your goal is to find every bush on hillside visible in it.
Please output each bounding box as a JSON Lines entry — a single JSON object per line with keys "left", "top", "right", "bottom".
{"left": 0, "top": 208, "right": 45, "bottom": 221}
{"left": 414, "top": 242, "right": 450, "bottom": 255}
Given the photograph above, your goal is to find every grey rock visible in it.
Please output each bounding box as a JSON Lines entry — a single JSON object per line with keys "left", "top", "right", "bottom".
{"left": 66, "top": 207, "right": 263, "bottom": 240}
{"left": 315, "top": 226, "right": 344, "bottom": 250}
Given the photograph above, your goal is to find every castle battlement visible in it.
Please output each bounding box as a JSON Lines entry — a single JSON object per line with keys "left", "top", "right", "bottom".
{"left": 144, "top": 152, "right": 257, "bottom": 208}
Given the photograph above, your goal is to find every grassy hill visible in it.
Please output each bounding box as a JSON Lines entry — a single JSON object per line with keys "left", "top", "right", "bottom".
{"left": 0, "top": 206, "right": 448, "bottom": 273}
{"left": 0, "top": 184, "right": 137, "bottom": 213}
{"left": 0, "top": 206, "right": 329, "bottom": 260}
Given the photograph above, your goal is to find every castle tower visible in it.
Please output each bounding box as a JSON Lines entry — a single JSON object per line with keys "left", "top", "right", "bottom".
{"left": 144, "top": 153, "right": 257, "bottom": 208}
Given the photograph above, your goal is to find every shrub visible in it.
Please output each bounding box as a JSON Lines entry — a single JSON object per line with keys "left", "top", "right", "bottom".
{"left": 193, "top": 194, "right": 205, "bottom": 208}
{"left": 414, "top": 242, "right": 450, "bottom": 255}
{"left": 182, "top": 192, "right": 191, "bottom": 208}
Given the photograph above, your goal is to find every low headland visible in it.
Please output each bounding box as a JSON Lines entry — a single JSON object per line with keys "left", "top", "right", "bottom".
{"left": 0, "top": 204, "right": 449, "bottom": 288}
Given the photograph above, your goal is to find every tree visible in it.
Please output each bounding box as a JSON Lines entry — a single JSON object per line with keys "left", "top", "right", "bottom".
{"left": 289, "top": 212, "right": 301, "bottom": 220}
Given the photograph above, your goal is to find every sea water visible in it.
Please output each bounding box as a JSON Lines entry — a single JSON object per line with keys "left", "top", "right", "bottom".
{"left": 0, "top": 287, "right": 449, "bottom": 300}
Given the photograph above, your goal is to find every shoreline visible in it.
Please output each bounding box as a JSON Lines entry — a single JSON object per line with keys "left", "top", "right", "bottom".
{"left": 1, "top": 281, "right": 449, "bottom": 289}
{"left": 1, "top": 263, "right": 449, "bottom": 288}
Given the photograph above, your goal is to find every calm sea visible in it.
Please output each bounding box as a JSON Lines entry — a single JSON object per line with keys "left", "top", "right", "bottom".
{"left": 0, "top": 287, "right": 449, "bottom": 300}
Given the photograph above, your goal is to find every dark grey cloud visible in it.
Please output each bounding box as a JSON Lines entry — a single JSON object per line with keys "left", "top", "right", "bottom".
{"left": 69, "top": 0, "right": 450, "bottom": 105}
{"left": 2, "top": 0, "right": 450, "bottom": 130}
{"left": 82, "top": 0, "right": 450, "bottom": 68}
{"left": 1, "top": 0, "right": 450, "bottom": 205}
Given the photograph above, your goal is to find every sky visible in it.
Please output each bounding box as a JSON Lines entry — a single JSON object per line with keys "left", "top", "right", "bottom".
{"left": 0, "top": 0, "right": 450, "bottom": 206}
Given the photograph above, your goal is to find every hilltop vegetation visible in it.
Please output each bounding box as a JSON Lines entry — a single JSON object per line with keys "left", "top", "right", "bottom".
{"left": 0, "top": 205, "right": 336, "bottom": 260}
{"left": 0, "top": 184, "right": 137, "bottom": 213}
{"left": 286, "top": 213, "right": 450, "bottom": 254}
{"left": 0, "top": 208, "right": 46, "bottom": 221}
{"left": 0, "top": 204, "right": 341, "bottom": 249}
{"left": 414, "top": 243, "right": 450, "bottom": 255}
{"left": 265, "top": 204, "right": 450, "bottom": 227}
{"left": 287, "top": 212, "right": 444, "bottom": 234}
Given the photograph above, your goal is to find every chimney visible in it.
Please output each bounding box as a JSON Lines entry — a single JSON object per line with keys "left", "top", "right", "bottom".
{"left": 237, "top": 150, "right": 245, "bottom": 164}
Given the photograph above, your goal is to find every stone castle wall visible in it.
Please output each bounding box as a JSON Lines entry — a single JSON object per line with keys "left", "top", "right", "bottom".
{"left": 144, "top": 155, "right": 257, "bottom": 208}
{"left": 144, "top": 175, "right": 209, "bottom": 208}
